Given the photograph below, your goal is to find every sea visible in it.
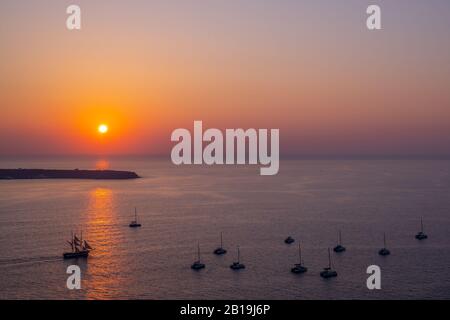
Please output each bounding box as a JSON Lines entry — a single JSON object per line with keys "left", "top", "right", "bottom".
{"left": 0, "top": 156, "right": 449, "bottom": 299}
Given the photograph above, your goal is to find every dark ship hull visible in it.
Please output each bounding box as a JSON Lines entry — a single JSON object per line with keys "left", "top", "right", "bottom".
{"left": 230, "top": 263, "right": 245, "bottom": 270}
{"left": 415, "top": 232, "right": 428, "bottom": 240}
{"left": 191, "top": 261, "right": 205, "bottom": 270}
{"left": 63, "top": 250, "right": 89, "bottom": 259}
{"left": 333, "top": 245, "right": 346, "bottom": 253}
{"left": 129, "top": 223, "right": 142, "bottom": 228}
{"left": 284, "top": 237, "right": 294, "bottom": 244}
{"left": 291, "top": 265, "right": 308, "bottom": 274}
{"left": 320, "top": 270, "right": 337, "bottom": 278}
{"left": 213, "top": 248, "right": 227, "bottom": 255}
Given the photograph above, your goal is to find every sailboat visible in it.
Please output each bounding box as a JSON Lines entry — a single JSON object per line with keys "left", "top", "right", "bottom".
{"left": 230, "top": 246, "right": 245, "bottom": 270}
{"left": 191, "top": 243, "right": 205, "bottom": 270}
{"left": 213, "top": 232, "right": 227, "bottom": 255}
{"left": 284, "top": 236, "right": 295, "bottom": 244}
{"left": 333, "top": 230, "right": 346, "bottom": 253}
{"left": 63, "top": 231, "right": 92, "bottom": 259}
{"left": 320, "top": 248, "right": 338, "bottom": 278}
{"left": 291, "top": 243, "right": 308, "bottom": 274}
{"left": 415, "top": 218, "right": 428, "bottom": 240}
{"left": 378, "top": 232, "right": 391, "bottom": 256}
{"left": 129, "top": 207, "right": 142, "bottom": 228}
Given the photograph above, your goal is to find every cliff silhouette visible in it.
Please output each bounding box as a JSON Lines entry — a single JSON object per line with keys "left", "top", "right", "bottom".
{"left": 0, "top": 169, "right": 140, "bottom": 180}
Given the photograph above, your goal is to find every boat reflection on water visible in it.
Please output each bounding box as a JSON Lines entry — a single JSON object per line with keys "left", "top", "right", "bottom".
{"left": 81, "top": 187, "right": 127, "bottom": 299}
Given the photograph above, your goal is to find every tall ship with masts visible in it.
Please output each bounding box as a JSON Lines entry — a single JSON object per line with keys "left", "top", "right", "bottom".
{"left": 415, "top": 218, "right": 428, "bottom": 240}
{"left": 129, "top": 207, "right": 142, "bottom": 228}
{"left": 213, "top": 232, "right": 227, "bottom": 255}
{"left": 378, "top": 232, "right": 390, "bottom": 256}
{"left": 191, "top": 243, "right": 205, "bottom": 270}
{"left": 291, "top": 243, "right": 308, "bottom": 274}
{"left": 63, "top": 232, "right": 93, "bottom": 259}
{"left": 320, "top": 248, "right": 337, "bottom": 278}
{"left": 230, "top": 246, "right": 246, "bottom": 270}
{"left": 333, "top": 230, "right": 346, "bottom": 253}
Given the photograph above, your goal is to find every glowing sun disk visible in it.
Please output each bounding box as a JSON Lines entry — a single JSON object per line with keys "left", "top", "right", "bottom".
{"left": 98, "top": 124, "right": 108, "bottom": 134}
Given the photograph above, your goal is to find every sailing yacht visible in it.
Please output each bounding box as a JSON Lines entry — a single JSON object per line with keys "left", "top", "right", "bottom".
{"left": 320, "top": 248, "right": 338, "bottom": 278}
{"left": 213, "top": 232, "right": 227, "bottom": 255}
{"left": 284, "top": 236, "right": 295, "bottom": 244}
{"left": 333, "top": 230, "right": 346, "bottom": 253}
{"left": 378, "top": 232, "right": 391, "bottom": 256}
{"left": 191, "top": 243, "right": 205, "bottom": 270}
{"left": 63, "top": 231, "right": 93, "bottom": 259}
{"left": 129, "top": 207, "right": 142, "bottom": 228}
{"left": 230, "top": 246, "right": 245, "bottom": 270}
{"left": 415, "top": 218, "right": 428, "bottom": 240}
{"left": 291, "top": 243, "right": 308, "bottom": 274}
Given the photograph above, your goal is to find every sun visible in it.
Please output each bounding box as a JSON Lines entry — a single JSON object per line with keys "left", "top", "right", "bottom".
{"left": 98, "top": 124, "right": 108, "bottom": 134}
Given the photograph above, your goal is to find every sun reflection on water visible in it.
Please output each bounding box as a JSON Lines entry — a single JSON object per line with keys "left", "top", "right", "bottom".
{"left": 95, "top": 159, "right": 110, "bottom": 170}
{"left": 82, "top": 187, "right": 126, "bottom": 299}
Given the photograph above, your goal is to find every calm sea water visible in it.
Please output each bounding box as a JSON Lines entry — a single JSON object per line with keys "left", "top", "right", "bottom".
{"left": 0, "top": 157, "right": 449, "bottom": 300}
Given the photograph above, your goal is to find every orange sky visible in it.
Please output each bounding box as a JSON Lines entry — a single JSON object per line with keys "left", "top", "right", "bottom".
{"left": 1, "top": 1, "right": 450, "bottom": 156}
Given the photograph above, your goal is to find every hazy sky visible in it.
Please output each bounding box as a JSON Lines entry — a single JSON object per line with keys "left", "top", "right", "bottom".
{"left": 1, "top": 0, "right": 450, "bottom": 156}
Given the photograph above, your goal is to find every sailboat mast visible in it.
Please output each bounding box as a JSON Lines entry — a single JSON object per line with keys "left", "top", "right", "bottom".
{"left": 220, "top": 232, "right": 223, "bottom": 248}
{"left": 237, "top": 246, "right": 240, "bottom": 263}
{"left": 328, "top": 248, "right": 332, "bottom": 269}
{"left": 383, "top": 232, "right": 387, "bottom": 248}
{"left": 299, "top": 243, "right": 302, "bottom": 265}
{"left": 135, "top": 207, "right": 137, "bottom": 222}
{"left": 421, "top": 218, "right": 424, "bottom": 233}
{"left": 197, "top": 243, "right": 201, "bottom": 262}
{"left": 338, "top": 230, "right": 342, "bottom": 245}
{"left": 70, "top": 231, "right": 74, "bottom": 252}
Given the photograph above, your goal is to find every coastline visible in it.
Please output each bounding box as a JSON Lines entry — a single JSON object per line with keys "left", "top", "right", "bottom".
{"left": 0, "top": 169, "right": 140, "bottom": 180}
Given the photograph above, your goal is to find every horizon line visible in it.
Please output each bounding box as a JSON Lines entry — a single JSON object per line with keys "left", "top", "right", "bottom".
{"left": 2, "top": 154, "right": 450, "bottom": 160}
